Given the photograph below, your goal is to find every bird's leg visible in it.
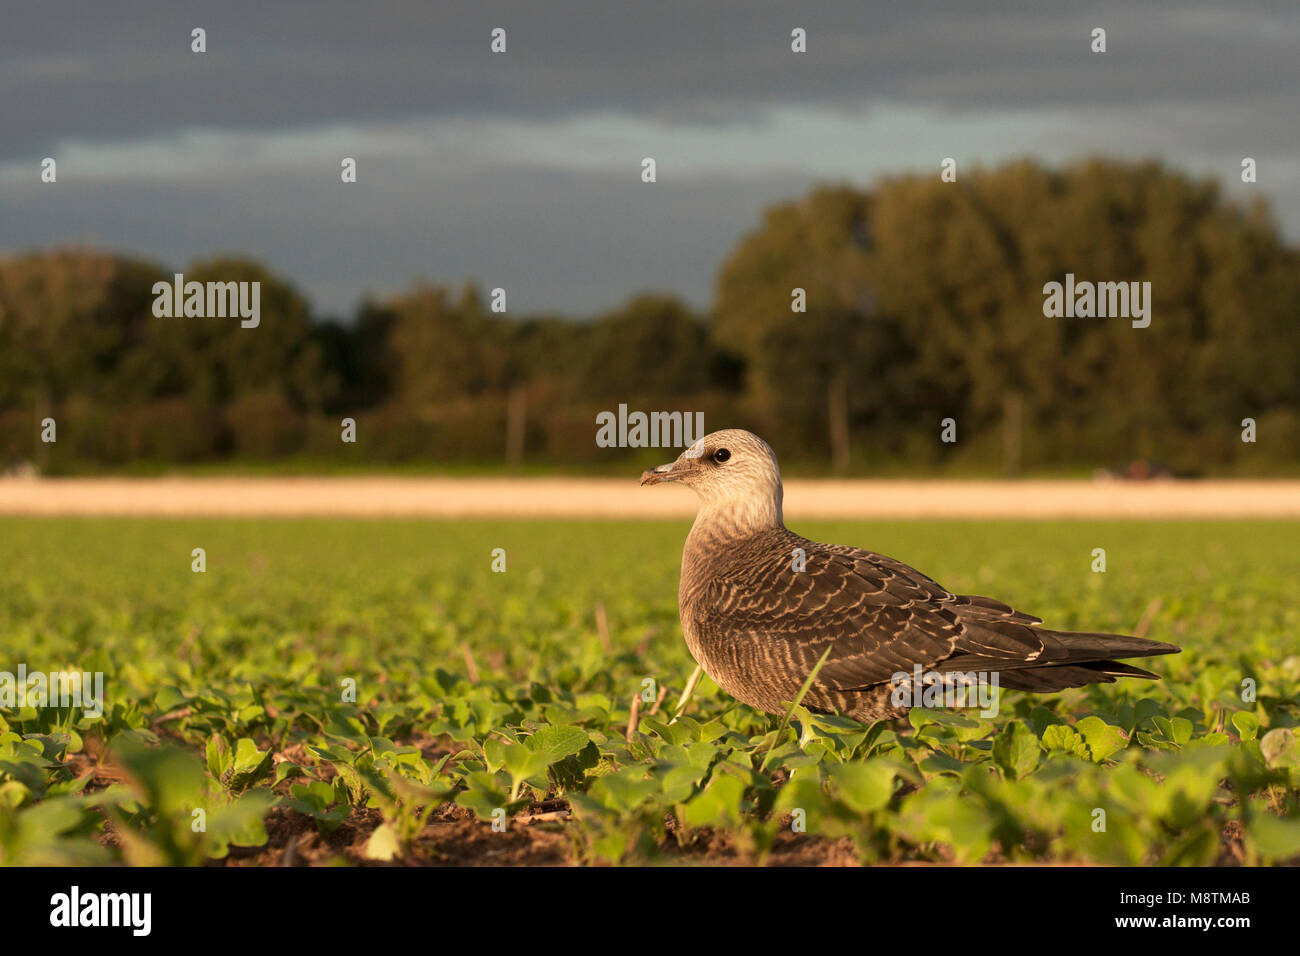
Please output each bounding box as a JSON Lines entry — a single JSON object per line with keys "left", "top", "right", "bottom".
{"left": 669, "top": 664, "right": 704, "bottom": 724}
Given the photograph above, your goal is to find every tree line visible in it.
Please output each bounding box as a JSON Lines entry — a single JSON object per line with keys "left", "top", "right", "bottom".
{"left": 2, "top": 157, "right": 1297, "bottom": 475}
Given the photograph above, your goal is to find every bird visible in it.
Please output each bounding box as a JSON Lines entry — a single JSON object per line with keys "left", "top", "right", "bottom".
{"left": 641, "top": 428, "right": 1179, "bottom": 721}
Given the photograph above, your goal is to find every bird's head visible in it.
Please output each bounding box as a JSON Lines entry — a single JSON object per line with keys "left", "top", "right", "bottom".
{"left": 640, "top": 428, "right": 784, "bottom": 531}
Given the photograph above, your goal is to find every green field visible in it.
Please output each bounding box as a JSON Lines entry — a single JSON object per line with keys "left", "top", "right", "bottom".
{"left": 1, "top": 517, "right": 1298, "bottom": 866}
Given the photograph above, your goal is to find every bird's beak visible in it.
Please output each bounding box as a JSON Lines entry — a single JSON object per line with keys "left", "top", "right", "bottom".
{"left": 641, "top": 443, "right": 706, "bottom": 486}
{"left": 640, "top": 460, "right": 683, "bottom": 486}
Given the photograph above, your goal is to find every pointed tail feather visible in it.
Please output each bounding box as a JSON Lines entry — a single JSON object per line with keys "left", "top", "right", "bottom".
{"left": 1052, "top": 630, "right": 1181, "bottom": 660}
{"left": 937, "top": 628, "right": 1179, "bottom": 691}
{"left": 996, "top": 659, "right": 1164, "bottom": 692}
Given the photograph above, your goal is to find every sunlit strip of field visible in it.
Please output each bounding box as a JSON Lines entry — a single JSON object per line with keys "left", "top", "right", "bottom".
{"left": 1, "top": 477, "right": 1298, "bottom": 519}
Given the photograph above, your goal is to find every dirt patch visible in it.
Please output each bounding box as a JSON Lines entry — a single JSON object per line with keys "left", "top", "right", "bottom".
{"left": 229, "top": 802, "right": 868, "bottom": 867}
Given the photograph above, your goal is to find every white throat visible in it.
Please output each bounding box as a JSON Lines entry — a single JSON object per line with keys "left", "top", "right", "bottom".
{"left": 690, "top": 483, "right": 784, "bottom": 541}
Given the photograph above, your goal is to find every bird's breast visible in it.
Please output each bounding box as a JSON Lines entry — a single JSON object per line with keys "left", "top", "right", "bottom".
{"left": 678, "top": 568, "right": 790, "bottom": 715}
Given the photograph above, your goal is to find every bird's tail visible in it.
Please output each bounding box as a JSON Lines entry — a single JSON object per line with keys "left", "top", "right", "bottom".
{"left": 1051, "top": 630, "right": 1181, "bottom": 661}
{"left": 991, "top": 630, "right": 1179, "bottom": 692}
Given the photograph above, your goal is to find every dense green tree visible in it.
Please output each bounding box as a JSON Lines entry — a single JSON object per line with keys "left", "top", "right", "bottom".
{"left": 113, "top": 256, "right": 329, "bottom": 410}
{"left": 578, "top": 294, "right": 716, "bottom": 400}
{"left": 0, "top": 250, "right": 156, "bottom": 407}
{"left": 2, "top": 157, "right": 1297, "bottom": 472}
{"left": 869, "top": 159, "right": 1300, "bottom": 471}
{"left": 384, "top": 283, "right": 511, "bottom": 410}
{"left": 714, "top": 188, "right": 917, "bottom": 467}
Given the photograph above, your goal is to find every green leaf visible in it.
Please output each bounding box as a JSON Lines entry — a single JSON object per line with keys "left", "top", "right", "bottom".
{"left": 680, "top": 773, "right": 745, "bottom": 827}
{"left": 363, "top": 823, "right": 402, "bottom": 861}
{"left": 992, "top": 721, "right": 1040, "bottom": 779}
{"left": 1151, "top": 715, "right": 1193, "bottom": 747}
{"left": 828, "top": 761, "right": 896, "bottom": 814}
{"left": 590, "top": 770, "right": 658, "bottom": 816}
{"left": 455, "top": 771, "right": 512, "bottom": 821}
{"left": 1230, "top": 710, "right": 1259, "bottom": 741}
{"left": 113, "top": 737, "right": 208, "bottom": 812}
{"left": 232, "top": 738, "right": 269, "bottom": 775}
{"left": 659, "top": 763, "right": 709, "bottom": 804}
{"left": 503, "top": 742, "right": 548, "bottom": 781}
{"left": 274, "top": 761, "right": 304, "bottom": 784}
{"left": 205, "top": 735, "right": 231, "bottom": 780}
{"left": 482, "top": 737, "right": 507, "bottom": 774}
{"left": 1076, "top": 716, "right": 1128, "bottom": 762}
{"left": 1260, "top": 728, "right": 1299, "bottom": 769}
{"left": 207, "top": 789, "right": 273, "bottom": 856}
{"left": 525, "top": 725, "right": 589, "bottom": 766}
{"left": 1041, "top": 724, "right": 1088, "bottom": 758}
{"left": 226, "top": 738, "right": 273, "bottom": 790}
{"left": 1248, "top": 814, "right": 1300, "bottom": 862}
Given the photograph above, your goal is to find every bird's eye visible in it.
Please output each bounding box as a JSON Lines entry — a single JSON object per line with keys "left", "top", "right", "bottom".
{"left": 713, "top": 448, "right": 731, "bottom": 463}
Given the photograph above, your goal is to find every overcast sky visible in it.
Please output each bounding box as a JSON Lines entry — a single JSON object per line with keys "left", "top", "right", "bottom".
{"left": 3, "top": 1, "right": 1297, "bottom": 318}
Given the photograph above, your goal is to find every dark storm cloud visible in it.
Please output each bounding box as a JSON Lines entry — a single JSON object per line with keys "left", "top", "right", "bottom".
{"left": 4, "top": 0, "right": 1297, "bottom": 161}
{"left": 7, "top": 155, "right": 806, "bottom": 318}
{"left": 2, "top": 1, "right": 1297, "bottom": 316}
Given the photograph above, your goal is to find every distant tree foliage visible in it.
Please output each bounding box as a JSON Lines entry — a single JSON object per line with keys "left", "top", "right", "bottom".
{"left": 1, "top": 159, "right": 1296, "bottom": 474}
{"left": 713, "top": 159, "right": 1300, "bottom": 474}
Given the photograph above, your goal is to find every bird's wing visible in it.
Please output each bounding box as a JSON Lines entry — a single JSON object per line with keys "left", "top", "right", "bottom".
{"left": 694, "top": 538, "right": 1062, "bottom": 691}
